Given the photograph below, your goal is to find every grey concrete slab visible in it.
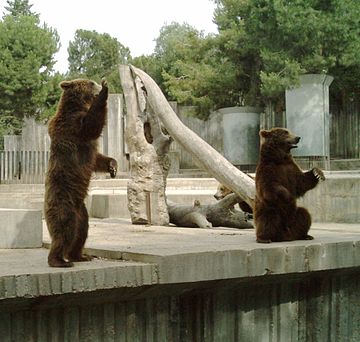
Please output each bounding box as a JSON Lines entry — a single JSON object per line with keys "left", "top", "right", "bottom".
{"left": 0, "top": 248, "right": 156, "bottom": 300}
{"left": 43, "top": 219, "right": 360, "bottom": 284}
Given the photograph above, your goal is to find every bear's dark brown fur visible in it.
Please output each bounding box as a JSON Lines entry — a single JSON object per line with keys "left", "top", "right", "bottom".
{"left": 254, "top": 128, "right": 325, "bottom": 243}
{"left": 45, "top": 78, "right": 117, "bottom": 267}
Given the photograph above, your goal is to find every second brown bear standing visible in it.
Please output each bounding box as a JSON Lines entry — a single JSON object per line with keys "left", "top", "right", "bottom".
{"left": 254, "top": 128, "right": 325, "bottom": 243}
{"left": 44, "top": 78, "right": 117, "bottom": 267}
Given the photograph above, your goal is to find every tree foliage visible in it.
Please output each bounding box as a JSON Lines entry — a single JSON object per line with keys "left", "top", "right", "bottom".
{"left": 214, "top": 0, "right": 360, "bottom": 104}
{"left": 136, "top": 1, "right": 360, "bottom": 118}
{"left": 67, "top": 29, "right": 131, "bottom": 92}
{"left": 134, "top": 22, "right": 238, "bottom": 118}
{"left": 0, "top": 0, "right": 60, "bottom": 134}
{"left": 3, "top": 0, "right": 33, "bottom": 17}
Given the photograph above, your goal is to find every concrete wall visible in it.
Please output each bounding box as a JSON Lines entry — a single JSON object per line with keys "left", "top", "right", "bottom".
{"left": 86, "top": 173, "right": 360, "bottom": 223}
{"left": 0, "top": 260, "right": 359, "bottom": 341}
{"left": 300, "top": 173, "right": 360, "bottom": 223}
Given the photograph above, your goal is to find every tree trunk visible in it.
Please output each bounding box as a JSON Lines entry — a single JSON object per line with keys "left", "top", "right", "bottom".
{"left": 119, "top": 65, "right": 171, "bottom": 225}
{"left": 129, "top": 65, "right": 256, "bottom": 209}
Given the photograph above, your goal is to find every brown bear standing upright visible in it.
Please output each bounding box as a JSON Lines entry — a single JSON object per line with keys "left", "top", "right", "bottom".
{"left": 45, "top": 78, "right": 117, "bottom": 267}
{"left": 254, "top": 128, "right": 325, "bottom": 243}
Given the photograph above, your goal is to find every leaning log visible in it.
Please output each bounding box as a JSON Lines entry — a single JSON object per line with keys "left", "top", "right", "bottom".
{"left": 168, "top": 194, "right": 253, "bottom": 229}
{"left": 129, "top": 65, "right": 256, "bottom": 209}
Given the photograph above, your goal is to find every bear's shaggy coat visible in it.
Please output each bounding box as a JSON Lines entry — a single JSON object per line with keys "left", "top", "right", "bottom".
{"left": 254, "top": 128, "right": 324, "bottom": 243}
{"left": 45, "top": 79, "right": 117, "bottom": 267}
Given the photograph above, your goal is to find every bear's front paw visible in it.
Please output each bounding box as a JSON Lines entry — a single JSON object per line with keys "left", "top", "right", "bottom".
{"left": 101, "top": 78, "right": 108, "bottom": 89}
{"left": 312, "top": 168, "right": 325, "bottom": 181}
{"left": 109, "top": 159, "right": 117, "bottom": 178}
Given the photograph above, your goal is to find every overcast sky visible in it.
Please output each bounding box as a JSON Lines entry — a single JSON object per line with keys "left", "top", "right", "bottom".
{"left": 0, "top": 0, "right": 218, "bottom": 73}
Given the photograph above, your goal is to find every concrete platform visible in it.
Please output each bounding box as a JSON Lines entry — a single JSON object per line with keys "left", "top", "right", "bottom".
{"left": 0, "top": 219, "right": 359, "bottom": 341}
{"left": 0, "top": 218, "right": 358, "bottom": 297}
{"left": 0, "top": 249, "right": 155, "bottom": 301}
{"left": 41, "top": 219, "right": 360, "bottom": 284}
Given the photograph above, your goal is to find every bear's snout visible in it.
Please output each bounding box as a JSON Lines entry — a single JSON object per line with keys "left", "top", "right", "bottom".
{"left": 295, "top": 136, "right": 301, "bottom": 143}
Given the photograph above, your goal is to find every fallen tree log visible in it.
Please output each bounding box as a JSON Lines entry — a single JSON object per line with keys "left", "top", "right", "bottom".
{"left": 168, "top": 194, "right": 253, "bottom": 229}
{"left": 129, "top": 65, "right": 256, "bottom": 210}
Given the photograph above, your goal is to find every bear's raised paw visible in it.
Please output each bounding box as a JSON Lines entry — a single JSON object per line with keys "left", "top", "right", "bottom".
{"left": 101, "top": 78, "right": 108, "bottom": 88}
{"left": 312, "top": 168, "right": 325, "bottom": 181}
{"left": 109, "top": 159, "right": 117, "bottom": 178}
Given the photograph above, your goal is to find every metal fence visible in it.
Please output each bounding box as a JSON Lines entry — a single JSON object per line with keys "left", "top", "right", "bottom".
{"left": 0, "top": 150, "right": 49, "bottom": 184}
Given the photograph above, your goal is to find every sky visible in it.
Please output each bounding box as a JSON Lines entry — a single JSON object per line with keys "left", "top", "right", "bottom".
{"left": 0, "top": 0, "right": 218, "bottom": 73}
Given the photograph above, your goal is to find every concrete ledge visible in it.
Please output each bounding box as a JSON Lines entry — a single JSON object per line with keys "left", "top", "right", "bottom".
{"left": 83, "top": 221, "right": 360, "bottom": 284}
{"left": 0, "top": 209, "right": 42, "bottom": 248}
{"left": 0, "top": 249, "right": 156, "bottom": 301}
{"left": 40, "top": 219, "right": 360, "bottom": 285}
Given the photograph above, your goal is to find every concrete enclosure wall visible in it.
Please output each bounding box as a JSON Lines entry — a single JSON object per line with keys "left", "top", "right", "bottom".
{"left": 1, "top": 270, "right": 359, "bottom": 341}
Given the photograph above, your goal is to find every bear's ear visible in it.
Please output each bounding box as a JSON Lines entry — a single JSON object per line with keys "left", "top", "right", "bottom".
{"left": 60, "top": 81, "right": 72, "bottom": 90}
{"left": 259, "top": 129, "right": 270, "bottom": 138}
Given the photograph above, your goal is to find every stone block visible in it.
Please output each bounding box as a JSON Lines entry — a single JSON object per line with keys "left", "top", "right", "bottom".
{"left": 0, "top": 208, "right": 42, "bottom": 248}
{"left": 90, "top": 194, "right": 129, "bottom": 218}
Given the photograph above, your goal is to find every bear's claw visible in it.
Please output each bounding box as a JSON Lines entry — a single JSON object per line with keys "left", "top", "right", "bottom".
{"left": 101, "top": 78, "right": 108, "bottom": 88}
{"left": 109, "top": 166, "right": 117, "bottom": 178}
{"left": 48, "top": 258, "right": 74, "bottom": 268}
{"left": 109, "top": 159, "right": 117, "bottom": 178}
{"left": 312, "top": 168, "right": 325, "bottom": 181}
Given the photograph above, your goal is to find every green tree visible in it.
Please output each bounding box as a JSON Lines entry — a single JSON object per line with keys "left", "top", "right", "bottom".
{"left": 38, "top": 72, "right": 63, "bottom": 122}
{"left": 3, "top": 0, "right": 34, "bottom": 17}
{"left": 132, "top": 54, "right": 164, "bottom": 94}
{"left": 213, "top": 0, "right": 360, "bottom": 105}
{"left": 134, "top": 22, "right": 237, "bottom": 118}
{"left": 67, "top": 29, "right": 131, "bottom": 92}
{"left": 0, "top": 0, "right": 60, "bottom": 132}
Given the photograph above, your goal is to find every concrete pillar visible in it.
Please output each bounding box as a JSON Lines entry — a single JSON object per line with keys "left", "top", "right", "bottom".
{"left": 286, "top": 74, "right": 333, "bottom": 157}
{"left": 218, "top": 106, "right": 262, "bottom": 166}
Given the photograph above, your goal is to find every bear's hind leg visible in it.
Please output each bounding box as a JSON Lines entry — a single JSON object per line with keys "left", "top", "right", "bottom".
{"left": 47, "top": 207, "right": 77, "bottom": 267}
{"left": 67, "top": 204, "right": 93, "bottom": 262}
{"left": 289, "top": 207, "right": 313, "bottom": 240}
{"left": 47, "top": 229, "right": 74, "bottom": 267}
{"left": 255, "top": 209, "right": 284, "bottom": 243}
